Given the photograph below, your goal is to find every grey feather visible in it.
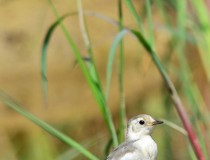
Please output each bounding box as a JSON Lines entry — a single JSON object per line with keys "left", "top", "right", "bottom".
{"left": 106, "top": 140, "right": 139, "bottom": 160}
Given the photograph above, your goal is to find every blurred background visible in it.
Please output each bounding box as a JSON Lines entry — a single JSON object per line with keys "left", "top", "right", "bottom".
{"left": 0, "top": 0, "right": 210, "bottom": 159}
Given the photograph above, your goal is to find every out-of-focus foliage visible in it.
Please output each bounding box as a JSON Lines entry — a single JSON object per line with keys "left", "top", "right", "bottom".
{"left": 0, "top": 0, "right": 210, "bottom": 159}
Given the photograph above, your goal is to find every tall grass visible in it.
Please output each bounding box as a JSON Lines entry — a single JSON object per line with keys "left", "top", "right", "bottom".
{"left": 0, "top": 92, "right": 99, "bottom": 160}
{"left": 48, "top": 0, "right": 119, "bottom": 148}
{"left": 0, "top": 0, "right": 209, "bottom": 159}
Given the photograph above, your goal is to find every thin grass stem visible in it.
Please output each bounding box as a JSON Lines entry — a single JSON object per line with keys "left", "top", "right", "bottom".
{"left": 130, "top": 29, "right": 205, "bottom": 160}
{"left": 145, "top": 0, "right": 155, "bottom": 47}
{"left": 48, "top": 0, "right": 118, "bottom": 147}
{"left": 124, "top": 0, "right": 145, "bottom": 34}
{"left": 117, "top": 0, "right": 126, "bottom": 143}
{"left": 0, "top": 92, "right": 99, "bottom": 160}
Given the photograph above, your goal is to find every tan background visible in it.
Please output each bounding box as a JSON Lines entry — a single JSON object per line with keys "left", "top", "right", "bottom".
{"left": 0, "top": 0, "right": 208, "bottom": 159}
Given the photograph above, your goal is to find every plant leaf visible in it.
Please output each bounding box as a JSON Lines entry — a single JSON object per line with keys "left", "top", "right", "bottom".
{"left": 41, "top": 13, "right": 74, "bottom": 105}
{"left": 106, "top": 29, "right": 128, "bottom": 100}
{"left": 0, "top": 91, "right": 99, "bottom": 160}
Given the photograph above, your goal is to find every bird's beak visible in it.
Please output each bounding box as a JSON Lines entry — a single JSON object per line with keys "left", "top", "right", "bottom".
{"left": 152, "top": 120, "right": 163, "bottom": 125}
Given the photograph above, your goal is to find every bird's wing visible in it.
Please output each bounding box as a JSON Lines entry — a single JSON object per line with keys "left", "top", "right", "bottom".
{"left": 106, "top": 140, "right": 140, "bottom": 160}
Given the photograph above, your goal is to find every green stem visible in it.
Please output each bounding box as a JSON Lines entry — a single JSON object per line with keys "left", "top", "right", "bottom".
{"left": 48, "top": 0, "right": 118, "bottom": 147}
{"left": 118, "top": 0, "right": 126, "bottom": 143}
{"left": 131, "top": 29, "right": 205, "bottom": 160}
{"left": 0, "top": 92, "right": 99, "bottom": 160}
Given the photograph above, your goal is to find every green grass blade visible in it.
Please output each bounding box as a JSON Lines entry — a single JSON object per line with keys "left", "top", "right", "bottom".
{"left": 191, "top": 0, "right": 210, "bottom": 80}
{"left": 117, "top": 0, "right": 126, "bottom": 143}
{"left": 188, "top": 143, "right": 197, "bottom": 160}
{"left": 57, "top": 134, "right": 103, "bottom": 160}
{"left": 162, "top": 119, "right": 187, "bottom": 135}
{"left": 111, "top": 28, "right": 204, "bottom": 159}
{"left": 106, "top": 30, "right": 128, "bottom": 100}
{"left": 41, "top": 13, "right": 72, "bottom": 105}
{"left": 145, "top": 0, "right": 154, "bottom": 47}
{"left": 77, "top": 0, "right": 119, "bottom": 147}
{"left": 130, "top": 29, "right": 172, "bottom": 83}
{"left": 0, "top": 91, "right": 99, "bottom": 160}
{"left": 77, "top": 0, "right": 105, "bottom": 106}
{"left": 155, "top": 0, "right": 171, "bottom": 27}
{"left": 132, "top": 28, "right": 205, "bottom": 159}
{"left": 124, "top": 0, "right": 145, "bottom": 34}
{"left": 48, "top": 0, "right": 118, "bottom": 147}
{"left": 176, "top": 1, "right": 209, "bottom": 158}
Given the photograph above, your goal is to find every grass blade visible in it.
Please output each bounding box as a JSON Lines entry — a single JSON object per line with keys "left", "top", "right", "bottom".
{"left": 162, "top": 119, "right": 187, "bottom": 135}
{"left": 191, "top": 0, "right": 210, "bottom": 80}
{"left": 176, "top": 1, "right": 209, "bottom": 158}
{"left": 106, "top": 30, "right": 128, "bottom": 100}
{"left": 110, "top": 28, "right": 205, "bottom": 160}
{"left": 131, "top": 29, "right": 205, "bottom": 160}
{"left": 124, "top": 0, "right": 145, "bottom": 34}
{"left": 0, "top": 91, "right": 99, "bottom": 160}
{"left": 77, "top": 0, "right": 104, "bottom": 103}
{"left": 145, "top": 0, "right": 155, "bottom": 47}
{"left": 41, "top": 13, "right": 73, "bottom": 106}
{"left": 0, "top": 92, "right": 99, "bottom": 160}
{"left": 48, "top": 0, "right": 118, "bottom": 147}
{"left": 117, "top": 0, "right": 126, "bottom": 143}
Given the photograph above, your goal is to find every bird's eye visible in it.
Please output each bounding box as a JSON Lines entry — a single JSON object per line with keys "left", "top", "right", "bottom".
{"left": 139, "top": 120, "right": 145, "bottom": 125}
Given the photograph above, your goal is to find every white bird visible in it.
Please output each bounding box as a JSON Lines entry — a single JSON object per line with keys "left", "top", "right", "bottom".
{"left": 106, "top": 114, "right": 163, "bottom": 160}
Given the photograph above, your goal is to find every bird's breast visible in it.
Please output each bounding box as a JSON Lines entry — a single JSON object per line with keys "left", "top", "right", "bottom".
{"left": 134, "top": 136, "right": 158, "bottom": 160}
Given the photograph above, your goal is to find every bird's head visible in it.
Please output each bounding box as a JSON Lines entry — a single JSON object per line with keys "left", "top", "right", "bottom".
{"left": 126, "top": 114, "right": 163, "bottom": 141}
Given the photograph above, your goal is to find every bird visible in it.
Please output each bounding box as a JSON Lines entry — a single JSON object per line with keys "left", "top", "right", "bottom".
{"left": 106, "top": 114, "right": 163, "bottom": 160}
